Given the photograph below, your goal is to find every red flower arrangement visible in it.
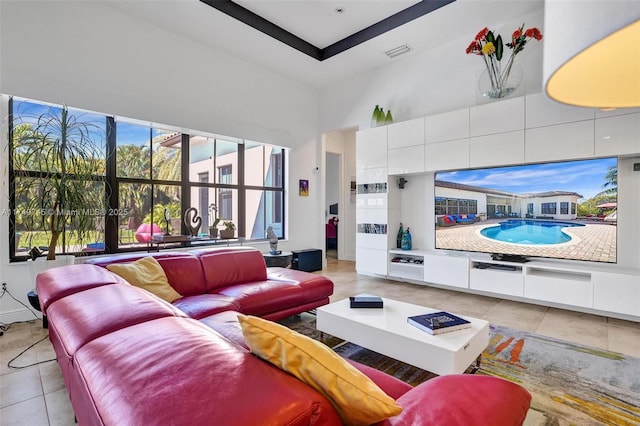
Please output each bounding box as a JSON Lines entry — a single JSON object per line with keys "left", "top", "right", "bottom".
{"left": 466, "top": 24, "right": 543, "bottom": 98}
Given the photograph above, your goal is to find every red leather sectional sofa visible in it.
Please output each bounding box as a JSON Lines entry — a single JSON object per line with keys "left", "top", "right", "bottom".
{"left": 37, "top": 247, "right": 532, "bottom": 425}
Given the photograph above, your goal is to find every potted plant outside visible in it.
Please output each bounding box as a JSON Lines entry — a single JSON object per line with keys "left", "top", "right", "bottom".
{"left": 219, "top": 221, "right": 235, "bottom": 239}
{"left": 11, "top": 102, "right": 108, "bottom": 260}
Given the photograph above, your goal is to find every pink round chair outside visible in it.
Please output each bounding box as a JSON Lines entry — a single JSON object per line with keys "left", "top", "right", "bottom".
{"left": 135, "top": 223, "right": 162, "bottom": 243}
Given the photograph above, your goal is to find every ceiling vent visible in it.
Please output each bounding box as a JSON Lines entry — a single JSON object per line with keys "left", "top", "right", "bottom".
{"left": 384, "top": 44, "right": 412, "bottom": 58}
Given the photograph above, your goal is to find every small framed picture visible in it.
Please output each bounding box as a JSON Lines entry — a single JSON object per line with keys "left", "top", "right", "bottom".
{"left": 299, "top": 179, "right": 309, "bottom": 197}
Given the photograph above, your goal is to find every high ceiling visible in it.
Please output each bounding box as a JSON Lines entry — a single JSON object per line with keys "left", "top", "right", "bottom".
{"left": 100, "top": 0, "right": 544, "bottom": 88}
{"left": 235, "top": 0, "right": 422, "bottom": 49}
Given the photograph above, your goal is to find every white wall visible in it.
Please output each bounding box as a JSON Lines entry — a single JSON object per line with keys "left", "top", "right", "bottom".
{"left": 0, "top": 1, "right": 322, "bottom": 321}
{"left": 319, "top": 10, "right": 545, "bottom": 132}
{"left": 320, "top": 11, "right": 544, "bottom": 130}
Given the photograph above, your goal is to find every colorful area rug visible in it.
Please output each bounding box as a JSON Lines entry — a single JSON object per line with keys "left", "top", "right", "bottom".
{"left": 285, "top": 316, "right": 640, "bottom": 426}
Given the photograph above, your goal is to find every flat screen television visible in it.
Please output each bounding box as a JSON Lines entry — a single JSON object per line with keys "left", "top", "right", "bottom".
{"left": 434, "top": 157, "right": 618, "bottom": 264}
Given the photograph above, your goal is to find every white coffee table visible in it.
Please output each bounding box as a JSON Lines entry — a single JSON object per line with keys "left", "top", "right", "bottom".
{"left": 316, "top": 297, "right": 489, "bottom": 376}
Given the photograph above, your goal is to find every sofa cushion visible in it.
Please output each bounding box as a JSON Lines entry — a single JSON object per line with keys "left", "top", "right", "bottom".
{"left": 216, "top": 280, "right": 304, "bottom": 316}
{"left": 195, "top": 248, "right": 267, "bottom": 291}
{"left": 238, "top": 314, "right": 402, "bottom": 425}
{"left": 74, "top": 317, "right": 342, "bottom": 426}
{"left": 172, "top": 294, "right": 240, "bottom": 319}
{"left": 46, "top": 283, "right": 184, "bottom": 366}
{"left": 199, "top": 310, "right": 249, "bottom": 350}
{"left": 107, "top": 256, "right": 182, "bottom": 302}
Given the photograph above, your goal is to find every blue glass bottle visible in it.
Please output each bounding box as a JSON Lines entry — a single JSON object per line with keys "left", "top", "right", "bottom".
{"left": 401, "top": 227, "right": 412, "bottom": 250}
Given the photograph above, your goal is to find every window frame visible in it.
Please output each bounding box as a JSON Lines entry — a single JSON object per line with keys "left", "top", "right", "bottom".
{"left": 541, "top": 202, "right": 557, "bottom": 215}
{"left": 8, "top": 97, "right": 286, "bottom": 262}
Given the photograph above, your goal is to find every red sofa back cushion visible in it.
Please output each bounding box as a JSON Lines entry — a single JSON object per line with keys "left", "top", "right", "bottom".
{"left": 84, "top": 252, "right": 207, "bottom": 296}
{"left": 194, "top": 248, "right": 267, "bottom": 291}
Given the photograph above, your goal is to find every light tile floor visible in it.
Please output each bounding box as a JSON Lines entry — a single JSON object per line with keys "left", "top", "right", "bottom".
{"left": 1, "top": 258, "right": 639, "bottom": 425}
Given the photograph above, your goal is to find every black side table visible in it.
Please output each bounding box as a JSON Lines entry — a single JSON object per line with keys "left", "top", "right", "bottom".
{"left": 263, "top": 251, "right": 293, "bottom": 268}
{"left": 27, "top": 290, "right": 48, "bottom": 328}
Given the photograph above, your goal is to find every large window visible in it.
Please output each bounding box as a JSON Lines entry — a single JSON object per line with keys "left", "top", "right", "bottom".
{"left": 10, "top": 99, "right": 108, "bottom": 257}
{"left": 435, "top": 197, "right": 477, "bottom": 216}
{"left": 560, "top": 202, "right": 569, "bottom": 215}
{"left": 9, "top": 97, "right": 286, "bottom": 261}
{"left": 541, "top": 202, "right": 557, "bottom": 214}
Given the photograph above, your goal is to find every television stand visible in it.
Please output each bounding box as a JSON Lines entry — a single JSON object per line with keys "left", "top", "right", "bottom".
{"left": 491, "top": 253, "right": 529, "bottom": 263}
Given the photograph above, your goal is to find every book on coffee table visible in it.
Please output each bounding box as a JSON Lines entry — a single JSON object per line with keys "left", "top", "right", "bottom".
{"left": 407, "top": 311, "right": 471, "bottom": 335}
{"left": 349, "top": 295, "right": 383, "bottom": 308}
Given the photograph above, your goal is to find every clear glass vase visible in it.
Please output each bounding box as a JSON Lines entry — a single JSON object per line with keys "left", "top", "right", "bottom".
{"left": 478, "top": 61, "right": 523, "bottom": 99}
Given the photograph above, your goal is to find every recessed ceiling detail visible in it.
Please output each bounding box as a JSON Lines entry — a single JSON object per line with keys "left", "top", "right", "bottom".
{"left": 199, "top": 0, "right": 456, "bottom": 61}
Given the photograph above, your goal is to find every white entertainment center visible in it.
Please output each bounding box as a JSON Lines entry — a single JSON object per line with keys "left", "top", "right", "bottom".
{"left": 356, "top": 93, "right": 640, "bottom": 322}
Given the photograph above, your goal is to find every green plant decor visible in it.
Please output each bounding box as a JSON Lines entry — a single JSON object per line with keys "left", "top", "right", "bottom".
{"left": 223, "top": 221, "right": 235, "bottom": 231}
{"left": 12, "top": 104, "right": 109, "bottom": 260}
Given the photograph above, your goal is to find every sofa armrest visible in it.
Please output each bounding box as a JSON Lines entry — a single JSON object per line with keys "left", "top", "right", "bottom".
{"left": 36, "top": 264, "right": 127, "bottom": 313}
{"left": 381, "top": 375, "right": 531, "bottom": 426}
{"left": 267, "top": 268, "right": 334, "bottom": 301}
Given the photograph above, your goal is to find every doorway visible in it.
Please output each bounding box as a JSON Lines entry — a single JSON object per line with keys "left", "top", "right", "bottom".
{"left": 325, "top": 152, "right": 340, "bottom": 259}
{"left": 322, "top": 127, "right": 356, "bottom": 263}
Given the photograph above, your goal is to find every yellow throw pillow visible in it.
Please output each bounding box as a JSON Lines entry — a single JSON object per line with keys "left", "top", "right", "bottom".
{"left": 106, "top": 257, "right": 181, "bottom": 303}
{"left": 237, "top": 314, "right": 402, "bottom": 426}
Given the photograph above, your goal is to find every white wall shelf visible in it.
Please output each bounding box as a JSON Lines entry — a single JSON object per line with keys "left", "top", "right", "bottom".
{"left": 388, "top": 251, "right": 425, "bottom": 281}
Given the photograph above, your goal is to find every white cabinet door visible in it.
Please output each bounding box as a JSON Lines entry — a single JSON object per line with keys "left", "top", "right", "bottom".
{"left": 356, "top": 207, "right": 388, "bottom": 224}
{"left": 423, "top": 254, "right": 469, "bottom": 288}
{"left": 425, "top": 138, "right": 470, "bottom": 172}
{"left": 470, "top": 97, "right": 524, "bottom": 137}
{"left": 525, "top": 92, "right": 594, "bottom": 128}
{"left": 356, "top": 233, "right": 389, "bottom": 250}
{"left": 356, "top": 248, "right": 388, "bottom": 276}
{"left": 525, "top": 121, "right": 594, "bottom": 163}
{"left": 524, "top": 269, "right": 593, "bottom": 308}
{"left": 356, "top": 127, "right": 387, "bottom": 169}
{"left": 593, "top": 272, "right": 640, "bottom": 316}
{"left": 470, "top": 131, "right": 525, "bottom": 168}
{"left": 594, "top": 113, "right": 640, "bottom": 157}
{"left": 425, "top": 108, "right": 469, "bottom": 143}
{"left": 387, "top": 117, "right": 425, "bottom": 149}
{"left": 388, "top": 145, "right": 425, "bottom": 175}
{"left": 470, "top": 268, "right": 524, "bottom": 297}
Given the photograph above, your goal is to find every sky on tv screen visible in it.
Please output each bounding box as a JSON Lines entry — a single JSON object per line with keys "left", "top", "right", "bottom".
{"left": 436, "top": 158, "right": 617, "bottom": 200}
